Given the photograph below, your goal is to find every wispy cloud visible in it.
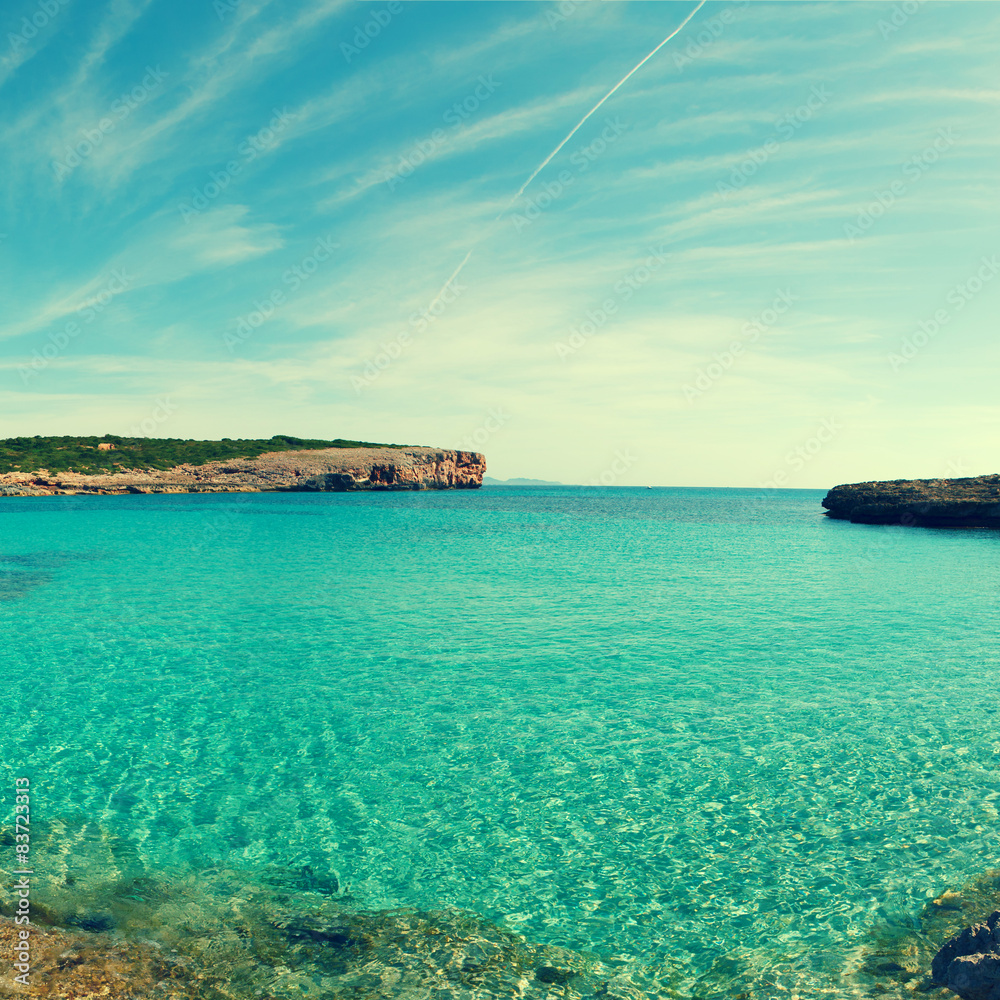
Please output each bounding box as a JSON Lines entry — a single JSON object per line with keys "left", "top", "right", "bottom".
{"left": 316, "top": 84, "right": 604, "bottom": 212}
{"left": 74, "top": 0, "right": 154, "bottom": 87}
{"left": 1, "top": 205, "right": 284, "bottom": 342}
{"left": 167, "top": 205, "right": 284, "bottom": 266}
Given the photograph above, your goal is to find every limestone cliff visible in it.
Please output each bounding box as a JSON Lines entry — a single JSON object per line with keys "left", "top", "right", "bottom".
{"left": 822, "top": 474, "right": 1000, "bottom": 527}
{"left": 0, "top": 447, "right": 486, "bottom": 496}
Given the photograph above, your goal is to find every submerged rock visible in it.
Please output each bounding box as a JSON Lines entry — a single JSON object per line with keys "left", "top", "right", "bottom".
{"left": 932, "top": 910, "right": 1000, "bottom": 999}
{"left": 843, "top": 870, "right": 1000, "bottom": 1000}
{"left": 535, "top": 965, "right": 578, "bottom": 984}
{"left": 65, "top": 911, "right": 116, "bottom": 933}
{"left": 0, "top": 916, "right": 189, "bottom": 999}
{"left": 0, "top": 847, "right": 661, "bottom": 1000}
{"left": 261, "top": 864, "right": 341, "bottom": 896}
{"left": 0, "top": 568, "right": 52, "bottom": 601}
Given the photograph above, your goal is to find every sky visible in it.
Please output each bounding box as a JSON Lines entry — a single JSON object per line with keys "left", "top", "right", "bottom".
{"left": 1, "top": 0, "right": 998, "bottom": 487}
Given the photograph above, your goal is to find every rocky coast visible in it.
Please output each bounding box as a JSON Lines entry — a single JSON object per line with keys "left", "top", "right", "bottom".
{"left": 0, "top": 818, "right": 648, "bottom": 1000}
{"left": 932, "top": 909, "right": 1000, "bottom": 999}
{"left": 822, "top": 474, "right": 1000, "bottom": 527}
{"left": 0, "top": 446, "right": 485, "bottom": 497}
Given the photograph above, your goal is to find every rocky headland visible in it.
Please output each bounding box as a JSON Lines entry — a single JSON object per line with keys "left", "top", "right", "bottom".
{"left": 0, "top": 446, "right": 485, "bottom": 497}
{"left": 822, "top": 474, "right": 1000, "bottom": 527}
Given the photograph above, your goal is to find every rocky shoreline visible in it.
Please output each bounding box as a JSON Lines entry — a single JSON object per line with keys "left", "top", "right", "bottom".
{"left": 932, "top": 909, "right": 1000, "bottom": 999}
{"left": 822, "top": 474, "right": 1000, "bottom": 527}
{"left": 0, "top": 818, "right": 648, "bottom": 1000}
{"left": 0, "top": 446, "right": 485, "bottom": 497}
{"left": 4, "top": 812, "right": 1000, "bottom": 1000}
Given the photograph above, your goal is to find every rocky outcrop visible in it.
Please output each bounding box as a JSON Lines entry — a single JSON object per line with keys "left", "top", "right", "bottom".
{"left": 0, "top": 916, "right": 180, "bottom": 1000}
{"left": 0, "top": 853, "right": 641, "bottom": 1000}
{"left": 0, "top": 447, "right": 485, "bottom": 496}
{"left": 822, "top": 475, "right": 1000, "bottom": 527}
{"left": 932, "top": 910, "right": 1000, "bottom": 999}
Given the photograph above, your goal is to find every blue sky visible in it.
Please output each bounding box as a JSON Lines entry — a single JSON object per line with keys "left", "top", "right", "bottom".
{"left": 2, "top": 0, "right": 998, "bottom": 486}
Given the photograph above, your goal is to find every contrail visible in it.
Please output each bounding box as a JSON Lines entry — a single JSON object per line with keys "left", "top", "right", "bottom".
{"left": 511, "top": 0, "right": 707, "bottom": 203}
{"left": 425, "top": 249, "right": 473, "bottom": 314}
{"left": 423, "top": 0, "right": 705, "bottom": 313}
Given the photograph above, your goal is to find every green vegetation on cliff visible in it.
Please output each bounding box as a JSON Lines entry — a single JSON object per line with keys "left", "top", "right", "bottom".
{"left": 0, "top": 435, "right": 405, "bottom": 475}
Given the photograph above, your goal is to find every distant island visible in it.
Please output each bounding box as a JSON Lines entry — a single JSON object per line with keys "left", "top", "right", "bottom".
{"left": 483, "top": 476, "right": 562, "bottom": 486}
{"left": 823, "top": 474, "right": 1000, "bottom": 527}
{"left": 0, "top": 436, "right": 485, "bottom": 496}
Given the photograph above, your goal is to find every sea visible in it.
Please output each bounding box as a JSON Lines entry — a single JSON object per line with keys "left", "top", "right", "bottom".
{"left": 2, "top": 486, "right": 999, "bottom": 999}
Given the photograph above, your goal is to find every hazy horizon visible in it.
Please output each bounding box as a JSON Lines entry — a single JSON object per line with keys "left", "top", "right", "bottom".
{"left": 2, "top": 0, "right": 998, "bottom": 488}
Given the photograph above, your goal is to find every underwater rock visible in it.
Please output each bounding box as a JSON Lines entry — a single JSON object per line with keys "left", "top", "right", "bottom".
{"left": 0, "top": 916, "right": 193, "bottom": 999}
{"left": 261, "top": 863, "right": 341, "bottom": 896}
{"left": 843, "top": 871, "right": 1000, "bottom": 999}
{"left": 535, "top": 965, "right": 577, "bottom": 984}
{"left": 932, "top": 910, "right": 1000, "bottom": 999}
{"left": 0, "top": 568, "right": 52, "bottom": 601}
{"left": 65, "top": 911, "right": 116, "bottom": 933}
{"left": 1, "top": 845, "right": 652, "bottom": 1000}
{"left": 267, "top": 904, "right": 591, "bottom": 994}
{"left": 0, "top": 550, "right": 109, "bottom": 601}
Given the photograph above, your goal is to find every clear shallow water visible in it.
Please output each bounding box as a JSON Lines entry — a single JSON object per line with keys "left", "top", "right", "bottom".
{"left": 2, "top": 487, "right": 999, "bottom": 997}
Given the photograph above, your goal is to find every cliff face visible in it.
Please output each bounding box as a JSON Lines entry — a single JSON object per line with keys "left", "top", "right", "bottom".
{"left": 182, "top": 447, "right": 485, "bottom": 491}
{"left": 0, "top": 447, "right": 486, "bottom": 496}
{"left": 822, "top": 474, "right": 1000, "bottom": 527}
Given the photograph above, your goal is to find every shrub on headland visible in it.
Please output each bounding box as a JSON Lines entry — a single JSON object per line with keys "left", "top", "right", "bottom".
{"left": 0, "top": 435, "right": 405, "bottom": 475}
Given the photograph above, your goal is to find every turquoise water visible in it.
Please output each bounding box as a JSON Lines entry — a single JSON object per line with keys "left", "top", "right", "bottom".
{"left": 2, "top": 487, "right": 999, "bottom": 996}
